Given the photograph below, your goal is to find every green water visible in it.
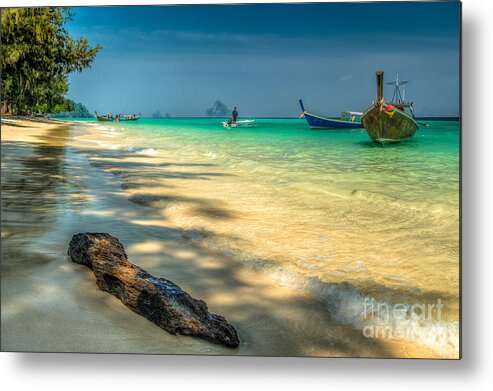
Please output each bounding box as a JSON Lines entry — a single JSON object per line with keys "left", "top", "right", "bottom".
{"left": 96, "top": 117, "right": 459, "bottom": 214}
{"left": 81, "top": 117, "right": 459, "bottom": 354}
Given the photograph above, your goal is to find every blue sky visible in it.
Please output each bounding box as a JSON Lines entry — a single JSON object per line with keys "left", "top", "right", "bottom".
{"left": 66, "top": 2, "right": 460, "bottom": 117}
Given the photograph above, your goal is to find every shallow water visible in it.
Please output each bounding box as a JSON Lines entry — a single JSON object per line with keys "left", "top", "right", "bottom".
{"left": 1, "top": 118, "right": 459, "bottom": 357}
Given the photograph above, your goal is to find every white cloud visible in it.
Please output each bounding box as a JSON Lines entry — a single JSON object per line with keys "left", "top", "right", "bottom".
{"left": 340, "top": 74, "right": 353, "bottom": 82}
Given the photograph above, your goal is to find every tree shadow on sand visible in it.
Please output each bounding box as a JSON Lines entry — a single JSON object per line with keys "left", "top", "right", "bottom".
{"left": 1, "top": 134, "right": 447, "bottom": 358}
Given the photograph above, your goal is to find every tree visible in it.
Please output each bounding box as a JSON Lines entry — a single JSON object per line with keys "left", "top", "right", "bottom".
{"left": 1, "top": 7, "right": 102, "bottom": 115}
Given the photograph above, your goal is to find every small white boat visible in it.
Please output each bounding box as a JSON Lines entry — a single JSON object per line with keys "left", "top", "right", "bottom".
{"left": 222, "top": 119, "right": 256, "bottom": 128}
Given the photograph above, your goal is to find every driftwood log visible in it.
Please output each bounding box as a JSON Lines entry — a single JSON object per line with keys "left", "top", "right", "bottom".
{"left": 68, "top": 233, "right": 239, "bottom": 348}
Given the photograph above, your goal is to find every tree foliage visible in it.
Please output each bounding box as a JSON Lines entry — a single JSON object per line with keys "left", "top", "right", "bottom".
{"left": 1, "top": 7, "right": 102, "bottom": 115}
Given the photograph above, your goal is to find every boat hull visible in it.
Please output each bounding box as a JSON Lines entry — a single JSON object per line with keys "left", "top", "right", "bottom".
{"left": 303, "top": 112, "right": 363, "bottom": 129}
{"left": 361, "top": 105, "right": 418, "bottom": 143}
{"left": 96, "top": 115, "right": 113, "bottom": 122}
{"left": 117, "top": 115, "right": 140, "bottom": 121}
{"left": 222, "top": 120, "right": 256, "bottom": 128}
{"left": 298, "top": 100, "right": 362, "bottom": 129}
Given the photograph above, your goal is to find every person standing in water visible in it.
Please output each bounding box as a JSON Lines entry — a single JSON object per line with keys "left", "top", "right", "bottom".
{"left": 227, "top": 106, "right": 239, "bottom": 126}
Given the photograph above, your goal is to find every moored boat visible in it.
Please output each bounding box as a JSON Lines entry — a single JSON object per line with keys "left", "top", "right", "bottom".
{"left": 361, "top": 71, "right": 419, "bottom": 144}
{"left": 95, "top": 112, "right": 115, "bottom": 122}
{"left": 298, "top": 100, "right": 363, "bottom": 129}
{"left": 222, "top": 119, "right": 256, "bottom": 128}
{"left": 117, "top": 113, "right": 141, "bottom": 121}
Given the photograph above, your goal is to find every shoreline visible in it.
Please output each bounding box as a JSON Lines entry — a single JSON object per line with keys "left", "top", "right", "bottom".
{"left": 1, "top": 118, "right": 458, "bottom": 358}
{"left": 1, "top": 117, "right": 76, "bottom": 143}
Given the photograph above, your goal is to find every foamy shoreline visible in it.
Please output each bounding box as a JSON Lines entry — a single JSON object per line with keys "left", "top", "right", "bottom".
{"left": 1, "top": 118, "right": 458, "bottom": 358}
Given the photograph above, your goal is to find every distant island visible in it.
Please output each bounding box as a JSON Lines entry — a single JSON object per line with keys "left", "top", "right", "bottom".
{"left": 50, "top": 101, "right": 93, "bottom": 118}
{"left": 206, "top": 100, "right": 230, "bottom": 117}
{"left": 152, "top": 110, "right": 171, "bottom": 118}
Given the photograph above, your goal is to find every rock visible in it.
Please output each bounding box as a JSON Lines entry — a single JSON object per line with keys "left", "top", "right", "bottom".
{"left": 68, "top": 233, "right": 239, "bottom": 348}
{"left": 205, "top": 100, "right": 230, "bottom": 117}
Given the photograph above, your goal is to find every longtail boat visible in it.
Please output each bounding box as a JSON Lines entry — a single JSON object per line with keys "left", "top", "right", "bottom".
{"left": 116, "top": 113, "right": 141, "bottom": 121}
{"left": 95, "top": 112, "right": 115, "bottom": 122}
{"left": 361, "top": 71, "right": 418, "bottom": 144}
{"left": 298, "top": 100, "right": 363, "bottom": 129}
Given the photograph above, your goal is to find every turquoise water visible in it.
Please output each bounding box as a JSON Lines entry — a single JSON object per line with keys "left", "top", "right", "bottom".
{"left": 77, "top": 117, "right": 460, "bottom": 354}
{"left": 96, "top": 117, "right": 459, "bottom": 214}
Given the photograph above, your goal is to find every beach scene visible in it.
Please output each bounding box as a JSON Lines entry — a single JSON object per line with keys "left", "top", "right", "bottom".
{"left": 1, "top": 3, "right": 460, "bottom": 358}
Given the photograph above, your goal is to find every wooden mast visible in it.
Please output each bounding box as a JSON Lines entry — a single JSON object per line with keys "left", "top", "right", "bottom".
{"left": 376, "top": 71, "right": 384, "bottom": 144}
{"left": 376, "top": 71, "right": 384, "bottom": 103}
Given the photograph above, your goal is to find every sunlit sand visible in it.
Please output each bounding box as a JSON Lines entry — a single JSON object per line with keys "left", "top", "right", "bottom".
{"left": 1, "top": 119, "right": 458, "bottom": 358}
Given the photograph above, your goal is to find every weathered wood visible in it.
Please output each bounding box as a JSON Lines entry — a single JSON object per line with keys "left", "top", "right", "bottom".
{"left": 68, "top": 233, "right": 239, "bottom": 348}
{"left": 361, "top": 105, "right": 418, "bottom": 142}
{"left": 376, "top": 71, "right": 384, "bottom": 102}
{"left": 362, "top": 71, "right": 419, "bottom": 143}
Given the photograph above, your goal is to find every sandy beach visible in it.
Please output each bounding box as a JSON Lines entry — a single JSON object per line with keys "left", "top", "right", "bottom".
{"left": 1, "top": 118, "right": 457, "bottom": 358}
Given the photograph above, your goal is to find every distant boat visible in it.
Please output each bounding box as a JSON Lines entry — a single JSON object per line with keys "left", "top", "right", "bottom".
{"left": 117, "top": 113, "right": 141, "bottom": 121}
{"left": 298, "top": 100, "right": 363, "bottom": 129}
{"left": 95, "top": 111, "right": 115, "bottom": 122}
{"left": 361, "top": 71, "right": 418, "bottom": 144}
{"left": 222, "top": 119, "right": 256, "bottom": 128}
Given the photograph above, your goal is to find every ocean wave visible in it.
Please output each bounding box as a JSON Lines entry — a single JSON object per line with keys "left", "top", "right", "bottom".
{"left": 188, "top": 238, "right": 458, "bottom": 357}
{"left": 258, "top": 262, "right": 459, "bottom": 357}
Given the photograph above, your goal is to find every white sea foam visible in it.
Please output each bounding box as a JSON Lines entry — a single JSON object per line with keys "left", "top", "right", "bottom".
{"left": 202, "top": 151, "right": 217, "bottom": 159}
{"left": 140, "top": 148, "right": 158, "bottom": 155}
{"left": 264, "top": 265, "right": 459, "bottom": 357}
{"left": 126, "top": 147, "right": 158, "bottom": 155}
{"left": 221, "top": 253, "right": 459, "bottom": 357}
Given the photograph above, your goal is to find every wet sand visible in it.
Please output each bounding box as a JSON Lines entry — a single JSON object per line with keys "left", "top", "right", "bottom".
{"left": 1, "top": 119, "right": 448, "bottom": 358}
